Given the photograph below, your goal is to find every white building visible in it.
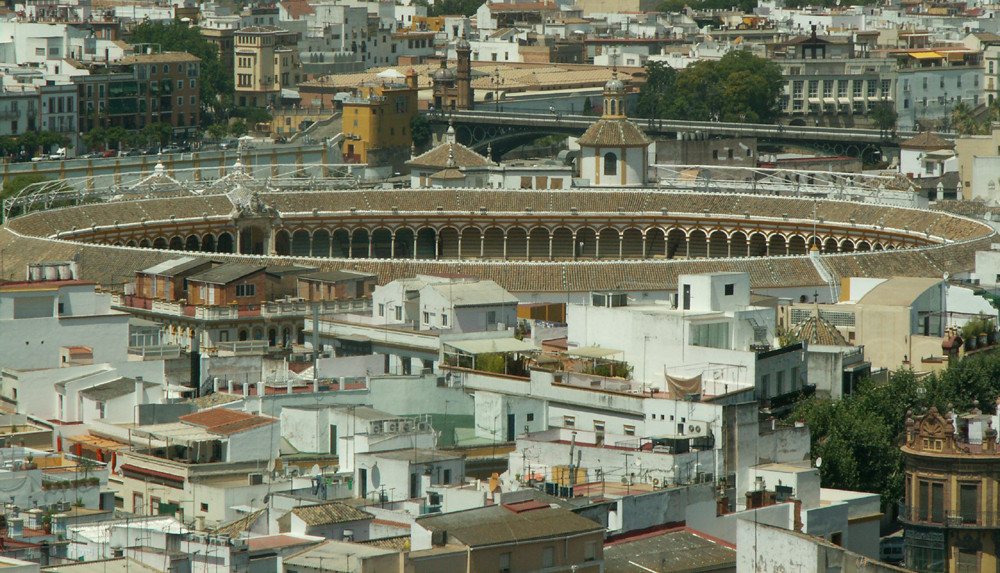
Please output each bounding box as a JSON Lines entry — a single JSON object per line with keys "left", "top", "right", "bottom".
{"left": 372, "top": 274, "right": 518, "bottom": 334}
{"left": 0, "top": 267, "right": 131, "bottom": 371}
{"left": 354, "top": 448, "right": 464, "bottom": 502}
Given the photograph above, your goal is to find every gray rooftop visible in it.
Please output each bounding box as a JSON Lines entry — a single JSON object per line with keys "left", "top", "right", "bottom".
{"left": 603, "top": 529, "right": 736, "bottom": 573}
{"left": 187, "top": 262, "right": 266, "bottom": 285}
{"left": 300, "top": 270, "right": 376, "bottom": 283}
{"left": 80, "top": 377, "right": 154, "bottom": 402}
{"left": 416, "top": 505, "right": 602, "bottom": 547}
{"left": 362, "top": 448, "right": 462, "bottom": 464}
{"left": 427, "top": 280, "right": 518, "bottom": 306}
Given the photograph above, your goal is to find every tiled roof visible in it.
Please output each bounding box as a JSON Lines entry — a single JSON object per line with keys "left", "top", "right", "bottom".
{"left": 578, "top": 118, "right": 652, "bottom": 147}
{"left": 408, "top": 142, "right": 494, "bottom": 170}
{"left": 788, "top": 314, "right": 850, "bottom": 346}
{"left": 178, "top": 409, "right": 276, "bottom": 435}
{"left": 187, "top": 262, "right": 266, "bottom": 285}
{"left": 213, "top": 508, "right": 266, "bottom": 536}
{"left": 118, "top": 52, "right": 201, "bottom": 65}
{"left": 280, "top": 0, "right": 315, "bottom": 19}
{"left": 416, "top": 505, "right": 602, "bottom": 547}
{"left": 289, "top": 502, "right": 373, "bottom": 526}
{"left": 899, "top": 131, "right": 954, "bottom": 150}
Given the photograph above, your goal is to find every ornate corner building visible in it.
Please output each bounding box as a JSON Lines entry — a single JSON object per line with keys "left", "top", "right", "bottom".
{"left": 901, "top": 405, "right": 1000, "bottom": 573}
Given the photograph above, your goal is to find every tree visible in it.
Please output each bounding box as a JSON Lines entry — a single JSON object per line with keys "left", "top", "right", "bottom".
{"left": 207, "top": 122, "right": 230, "bottom": 141}
{"left": 142, "top": 122, "right": 173, "bottom": 146}
{"left": 951, "top": 101, "right": 981, "bottom": 135}
{"left": 105, "top": 126, "right": 128, "bottom": 150}
{"left": 230, "top": 119, "right": 248, "bottom": 137}
{"left": 17, "top": 131, "right": 39, "bottom": 157}
{"left": 636, "top": 51, "right": 784, "bottom": 124}
{"left": 871, "top": 102, "right": 898, "bottom": 138}
{"left": 411, "top": 114, "right": 431, "bottom": 147}
{"left": 81, "top": 126, "right": 107, "bottom": 151}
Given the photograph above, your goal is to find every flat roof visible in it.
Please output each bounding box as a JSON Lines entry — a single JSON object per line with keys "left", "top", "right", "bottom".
{"left": 444, "top": 338, "right": 539, "bottom": 355}
{"left": 566, "top": 345, "right": 624, "bottom": 359}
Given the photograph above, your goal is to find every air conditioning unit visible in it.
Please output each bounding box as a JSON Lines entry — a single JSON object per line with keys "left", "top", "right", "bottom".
{"left": 385, "top": 422, "right": 399, "bottom": 433}
{"left": 418, "top": 421, "right": 431, "bottom": 431}
{"left": 370, "top": 422, "right": 382, "bottom": 434}
{"left": 248, "top": 473, "right": 264, "bottom": 486}
{"left": 402, "top": 421, "right": 414, "bottom": 433}
{"left": 688, "top": 424, "right": 703, "bottom": 435}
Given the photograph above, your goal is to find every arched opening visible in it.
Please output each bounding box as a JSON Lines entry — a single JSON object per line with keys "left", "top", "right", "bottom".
{"left": 506, "top": 227, "right": 528, "bottom": 260}
{"left": 312, "top": 230, "right": 331, "bottom": 257}
{"left": 169, "top": 236, "right": 184, "bottom": 251}
{"left": 438, "top": 227, "right": 460, "bottom": 259}
{"left": 856, "top": 240, "right": 871, "bottom": 252}
{"left": 748, "top": 233, "right": 767, "bottom": 257}
{"left": 460, "top": 227, "right": 482, "bottom": 259}
{"left": 252, "top": 328, "right": 263, "bottom": 341}
{"left": 126, "top": 240, "right": 139, "bottom": 248}
{"left": 332, "top": 229, "right": 351, "bottom": 257}
{"left": 394, "top": 228, "right": 415, "bottom": 259}
{"left": 240, "top": 226, "right": 266, "bottom": 254}
{"left": 143, "top": 238, "right": 156, "bottom": 248}
{"left": 788, "top": 235, "right": 807, "bottom": 255}
{"left": 416, "top": 228, "right": 437, "bottom": 259}
{"left": 552, "top": 227, "right": 574, "bottom": 259}
{"left": 238, "top": 329, "right": 249, "bottom": 341}
{"left": 217, "top": 232, "right": 234, "bottom": 253}
{"left": 268, "top": 328, "right": 277, "bottom": 347}
{"left": 528, "top": 227, "right": 549, "bottom": 260}
{"left": 598, "top": 228, "right": 619, "bottom": 259}
{"left": 371, "top": 228, "right": 393, "bottom": 258}
{"left": 113, "top": 241, "right": 124, "bottom": 247}
{"left": 708, "top": 230, "right": 728, "bottom": 258}
{"left": 685, "top": 230, "right": 706, "bottom": 258}
{"left": 621, "top": 228, "right": 643, "bottom": 259}
{"left": 201, "top": 234, "right": 216, "bottom": 252}
{"left": 482, "top": 227, "right": 504, "bottom": 259}
{"left": 730, "top": 231, "right": 748, "bottom": 257}
{"left": 645, "top": 228, "right": 665, "bottom": 258}
{"left": 351, "top": 229, "right": 370, "bottom": 258}
{"left": 824, "top": 238, "right": 839, "bottom": 253}
{"left": 282, "top": 327, "right": 292, "bottom": 346}
{"left": 274, "top": 230, "right": 292, "bottom": 256}
{"left": 666, "top": 229, "right": 686, "bottom": 259}
{"left": 185, "top": 235, "right": 200, "bottom": 251}
{"left": 839, "top": 239, "right": 855, "bottom": 253}
{"left": 576, "top": 228, "right": 597, "bottom": 259}
{"left": 873, "top": 242, "right": 884, "bottom": 251}
{"left": 292, "top": 230, "right": 312, "bottom": 256}
{"left": 604, "top": 152, "right": 618, "bottom": 176}
{"left": 807, "top": 236, "right": 822, "bottom": 252}
{"left": 769, "top": 234, "right": 787, "bottom": 256}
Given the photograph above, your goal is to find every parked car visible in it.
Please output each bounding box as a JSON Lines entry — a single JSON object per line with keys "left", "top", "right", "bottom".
{"left": 102, "top": 150, "right": 118, "bottom": 158}
{"left": 161, "top": 144, "right": 183, "bottom": 154}
{"left": 218, "top": 140, "right": 236, "bottom": 150}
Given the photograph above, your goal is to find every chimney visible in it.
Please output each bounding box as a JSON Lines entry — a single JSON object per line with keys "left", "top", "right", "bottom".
{"left": 134, "top": 376, "right": 144, "bottom": 420}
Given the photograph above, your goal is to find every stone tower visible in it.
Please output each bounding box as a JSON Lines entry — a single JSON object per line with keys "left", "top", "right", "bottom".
{"left": 456, "top": 36, "right": 474, "bottom": 110}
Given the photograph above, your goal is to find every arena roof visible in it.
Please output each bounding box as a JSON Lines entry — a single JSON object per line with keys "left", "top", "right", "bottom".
{"left": 0, "top": 188, "right": 992, "bottom": 295}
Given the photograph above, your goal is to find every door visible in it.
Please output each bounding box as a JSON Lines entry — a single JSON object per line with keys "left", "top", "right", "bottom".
{"left": 359, "top": 468, "right": 367, "bottom": 499}
{"left": 410, "top": 472, "right": 418, "bottom": 499}
{"left": 507, "top": 413, "right": 515, "bottom": 442}
{"left": 330, "top": 425, "right": 337, "bottom": 455}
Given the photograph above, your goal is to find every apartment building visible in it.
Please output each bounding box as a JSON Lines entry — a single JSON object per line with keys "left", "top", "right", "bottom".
{"left": 895, "top": 48, "right": 984, "bottom": 132}
{"left": 234, "top": 26, "right": 301, "bottom": 108}
{"left": 341, "top": 69, "right": 418, "bottom": 165}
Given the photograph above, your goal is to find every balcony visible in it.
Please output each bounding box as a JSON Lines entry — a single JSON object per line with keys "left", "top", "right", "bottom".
{"left": 898, "top": 501, "right": 1000, "bottom": 528}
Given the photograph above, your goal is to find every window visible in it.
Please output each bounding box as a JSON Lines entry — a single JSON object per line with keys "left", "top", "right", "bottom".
{"left": 133, "top": 493, "right": 143, "bottom": 513}
{"left": 35, "top": 47, "right": 45, "bottom": 56}
{"left": 960, "top": 483, "right": 978, "bottom": 524}
{"left": 499, "top": 552, "right": 511, "bottom": 573}
{"left": 150, "top": 496, "right": 160, "bottom": 516}
{"left": 200, "top": 502, "right": 209, "bottom": 511}
{"left": 542, "top": 547, "right": 555, "bottom": 568}
{"left": 442, "top": 313, "right": 448, "bottom": 326}
{"left": 423, "top": 311, "right": 430, "bottom": 323}
{"left": 235, "top": 283, "right": 256, "bottom": 297}
{"left": 691, "top": 322, "right": 729, "bottom": 349}
{"left": 603, "top": 152, "right": 617, "bottom": 176}
{"left": 487, "top": 311, "right": 496, "bottom": 324}
{"left": 623, "top": 425, "right": 636, "bottom": 436}
{"left": 526, "top": 413, "right": 534, "bottom": 421}
{"left": 378, "top": 303, "right": 385, "bottom": 317}
{"left": 594, "top": 421, "right": 605, "bottom": 433}
{"left": 564, "top": 416, "right": 575, "bottom": 428}
{"left": 395, "top": 306, "right": 402, "bottom": 320}
{"left": 584, "top": 541, "right": 597, "bottom": 561}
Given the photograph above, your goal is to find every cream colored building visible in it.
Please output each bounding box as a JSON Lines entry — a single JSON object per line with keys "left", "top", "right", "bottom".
{"left": 955, "top": 125, "right": 1000, "bottom": 201}
{"left": 234, "top": 25, "right": 301, "bottom": 108}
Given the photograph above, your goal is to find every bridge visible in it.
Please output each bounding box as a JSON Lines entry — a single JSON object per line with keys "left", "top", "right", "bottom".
{"left": 426, "top": 110, "right": 925, "bottom": 161}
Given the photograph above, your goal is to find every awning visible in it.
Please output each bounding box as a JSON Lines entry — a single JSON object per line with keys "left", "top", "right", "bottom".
{"left": 807, "top": 97, "right": 820, "bottom": 104}
{"left": 566, "top": 346, "right": 624, "bottom": 359}
{"left": 119, "top": 464, "right": 185, "bottom": 485}
{"left": 822, "top": 97, "right": 836, "bottom": 105}
{"left": 908, "top": 51, "right": 944, "bottom": 59}
{"left": 444, "top": 338, "right": 539, "bottom": 355}
{"left": 163, "top": 385, "right": 196, "bottom": 393}
{"left": 837, "top": 97, "right": 851, "bottom": 105}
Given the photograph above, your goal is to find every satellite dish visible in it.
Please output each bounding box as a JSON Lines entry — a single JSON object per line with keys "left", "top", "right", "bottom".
{"left": 634, "top": 458, "right": 642, "bottom": 468}
{"left": 815, "top": 457, "right": 823, "bottom": 468}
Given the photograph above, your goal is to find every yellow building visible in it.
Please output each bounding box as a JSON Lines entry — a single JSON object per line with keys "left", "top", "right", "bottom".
{"left": 342, "top": 69, "right": 419, "bottom": 165}
{"left": 234, "top": 25, "right": 301, "bottom": 108}
{"left": 901, "top": 406, "right": 1000, "bottom": 573}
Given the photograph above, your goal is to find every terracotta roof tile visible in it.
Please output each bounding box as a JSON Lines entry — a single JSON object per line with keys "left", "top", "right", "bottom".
{"left": 578, "top": 118, "right": 652, "bottom": 147}
{"left": 290, "top": 502, "right": 373, "bottom": 526}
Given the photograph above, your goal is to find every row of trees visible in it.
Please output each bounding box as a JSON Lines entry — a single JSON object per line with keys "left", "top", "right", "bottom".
{"left": 80, "top": 122, "right": 174, "bottom": 151}
{"left": 793, "top": 347, "right": 1000, "bottom": 511}
{"left": 0, "top": 131, "right": 71, "bottom": 158}
{"left": 636, "top": 52, "right": 785, "bottom": 124}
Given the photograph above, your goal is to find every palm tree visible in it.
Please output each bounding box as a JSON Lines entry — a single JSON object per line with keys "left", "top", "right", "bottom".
{"left": 951, "top": 101, "right": 980, "bottom": 135}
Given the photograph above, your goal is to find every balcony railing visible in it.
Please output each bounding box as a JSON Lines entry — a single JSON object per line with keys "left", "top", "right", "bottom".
{"left": 898, "top": 501, "right": 1000, "bottom": 528}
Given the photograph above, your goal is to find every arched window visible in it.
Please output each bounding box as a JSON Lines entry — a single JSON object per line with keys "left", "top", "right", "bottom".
{"left": 604, "top": 152, "right": 618, "bottom": 176}
{"left": 610, "top": 100, "right": 617, "bottom": 115}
